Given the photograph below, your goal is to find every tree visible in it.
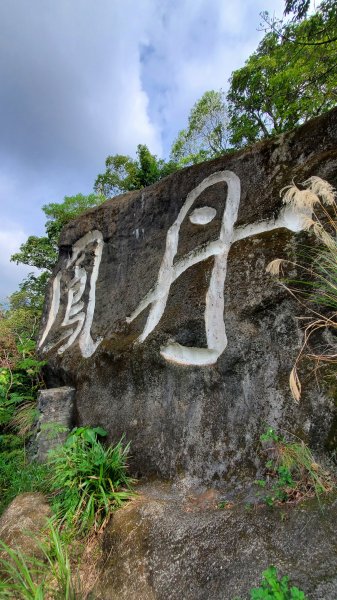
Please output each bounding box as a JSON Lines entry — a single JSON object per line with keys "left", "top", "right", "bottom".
{"left": 227, "top": 14, "right": 337, "bottom": 148}
{"left": 262, "top": 0, "right": 337, "bottom": 46}
{"left": 284, "top": 0, "right": 311, "bottom": 20}
{"left": 171, "top": 90, "right": 230, "bottom": 165}
{"left": 94, "top": 144, "right": 178, "bottom": 198}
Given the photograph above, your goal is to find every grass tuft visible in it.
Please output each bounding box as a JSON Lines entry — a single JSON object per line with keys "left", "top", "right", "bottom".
{"left": 47, "top": 426, "right": 135, "bottom": 535}
{"left": 257, "top": 428, "right": 334, "bottom": 506}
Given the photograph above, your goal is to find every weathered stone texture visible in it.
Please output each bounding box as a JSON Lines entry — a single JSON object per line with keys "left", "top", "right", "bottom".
{"left": 0, "top": 493, "right": 51, "bottom": 558}
{"left": 93, "top": 483, "right": 337, "bottom": 600}
{"left": 36, "top": 386, "right": 75, "bottom": 461}
{"left": 39, "top": 109, "right": 337, "bottom": 483}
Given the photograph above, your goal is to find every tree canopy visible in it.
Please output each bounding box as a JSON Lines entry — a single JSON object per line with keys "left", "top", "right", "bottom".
{"left": 263, "top": 1, "right": 337, "bottom": 46}
{"left": 227, "top": 9, "right": 337, "bottom": 148}
{"left": 171, "top": 90, "right": 230, "bottom": 166}
{"left": 94, "top": 144, "right": 178, "bottom": 198}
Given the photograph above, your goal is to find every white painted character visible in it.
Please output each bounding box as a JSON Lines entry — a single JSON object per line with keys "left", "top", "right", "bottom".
{"left": 127, "top": 171, "right": 320, "bottom": 366}
{"left": 127, "top": 171, "right": 241, "bottom": 366}
{"left": 38, "top": 230, "right": 104, "bottom": 358}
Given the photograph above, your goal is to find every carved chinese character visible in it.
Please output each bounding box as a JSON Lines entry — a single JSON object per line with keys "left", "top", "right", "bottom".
{"left": 127, "top": 170, "right": 315, "bottom": 366}
{"left": 38, "top": 230, "right": 104, "bottom": 357}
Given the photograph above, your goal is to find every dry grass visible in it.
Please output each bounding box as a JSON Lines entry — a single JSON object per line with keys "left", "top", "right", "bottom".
{"left": 266, "top": 175, "right": 337, "bottom": 401}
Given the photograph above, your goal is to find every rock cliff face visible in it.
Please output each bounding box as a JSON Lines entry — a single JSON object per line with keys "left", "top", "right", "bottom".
{"left": 39, "top": 109, "right": 337, "bottom": 483}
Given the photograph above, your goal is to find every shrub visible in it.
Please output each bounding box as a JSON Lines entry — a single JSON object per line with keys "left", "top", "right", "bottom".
{"left": 48, "top": 426, "right": 134, "bottom": 534}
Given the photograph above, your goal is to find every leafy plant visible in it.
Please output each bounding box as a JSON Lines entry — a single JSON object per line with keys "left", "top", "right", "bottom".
{"left": 257, "top": 428, "right": 333, "bottom": 506}
{"left": 0, "top": 336, "right": 45, "bottom": 432}
{"left": 249, "top": 566, "right": 308, "bottom": 599}
{"left": 94, "top": 144, "right": 178, "bottom": 197}
{"left": 48, "top": 426, "right": 134, "bottom": 534}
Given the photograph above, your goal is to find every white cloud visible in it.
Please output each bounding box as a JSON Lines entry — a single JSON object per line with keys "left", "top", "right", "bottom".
{"left": 0, "top": 0, "right": 286, "bottom": 299}
{"left": 138, "top": 0, "right": 285, "bottom": 151}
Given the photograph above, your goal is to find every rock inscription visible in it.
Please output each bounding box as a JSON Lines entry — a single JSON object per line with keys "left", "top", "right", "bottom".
{"left": 40, "top": 171, "right": 315, "bottom": 365}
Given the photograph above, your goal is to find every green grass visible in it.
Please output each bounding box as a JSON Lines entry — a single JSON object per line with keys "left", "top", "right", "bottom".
{"left": 0, "top": 521, "right": 80, "bottom": 599}
{"left": 0, "top": 438, "right": 48, "bottom": 516}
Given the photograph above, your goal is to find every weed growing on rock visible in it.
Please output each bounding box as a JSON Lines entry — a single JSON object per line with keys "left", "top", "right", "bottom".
{"left": 48, "top": 426, "right": 135, "bottom": 535}
{"left": 249, "top": 566, "right": 308, "bottom": 599}
{"left": 256, "top": 428, "right": 334, "bottom": 506}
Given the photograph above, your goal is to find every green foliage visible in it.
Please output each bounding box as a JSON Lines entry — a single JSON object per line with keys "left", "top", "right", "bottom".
{"left": 283, "top": 0, "right": 337, "bottom": 44}
{"left": 11, "top": 236, "right": 58, "bottom": 272}
{"left": 0, "top": 445, "right": 48, "bottom": 516}
{"left": 11, "top": 273, "right": 50, "bottom": 316}
{"left": 0, "top": 521, "right": 81, "bottom": 599}
{"left": 11, "top": 194, "right": 106, "bottom": 277}
{"left": 284, "top": 0, "right": 310, "bottom": 20}
{"left": 48, "top": 426, "right": 134, "bottom": 534}
{"left": 0, "top": 316, "right": 47, "bottom": 517}
{"left": 94, "top": 143, "right": 178, "bottom": 197}
{"left": 171, "top": 90, "right": 230, "bottom": 165}
{"left": 257, "top": 428, "right": 333, "bottom": 506}
{"left": 227, "top": 16, "right": 337, "bottom": 148}
{"left": 171, "top": 4, "right": 337, "bottom": 159}
{"left": 250, "top": 566, "right": 308, "bottom": 599}
{"left": 43, "top": 193, "right": 106, "bottom": 245}
{"left": 0, "top": 336, "right": 45, "bottom": 431}
{"left": 11, "top": 194, "right": 105, "bottom": 273}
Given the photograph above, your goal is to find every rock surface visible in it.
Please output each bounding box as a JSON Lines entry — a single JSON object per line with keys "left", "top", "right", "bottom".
{"left": 93, "top": 482, "right": 337, "bottom": 600}
{"left": 0, "top": 493, "right": 51, "bottom": 558}
{"left": 39, "top": 109, "right": 337, "bottom": 483}
{"left": 35, "top": 111, "right": 337, "bottom": 600}
{"left": 36, "top": 386, "right": 75, "bottom": 461}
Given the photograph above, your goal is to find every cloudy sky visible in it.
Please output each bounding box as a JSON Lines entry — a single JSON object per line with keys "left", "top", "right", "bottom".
{"left": 0, "top": 0, "right": 285, "bottom": 300}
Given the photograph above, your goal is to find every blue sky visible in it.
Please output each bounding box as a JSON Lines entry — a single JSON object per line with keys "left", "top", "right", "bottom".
{"left": 0, "top": 0, "right": 285, "bottom": 300}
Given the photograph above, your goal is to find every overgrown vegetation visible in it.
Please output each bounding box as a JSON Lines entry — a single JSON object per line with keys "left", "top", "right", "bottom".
{"left": 0, "top": 428, "right": 134, "bottom": 597}
{"left": 0, "top": 304, "right": 48, "bottom": 515}
{"left": 256, "top": 428, "right": 334, "bottom": 507}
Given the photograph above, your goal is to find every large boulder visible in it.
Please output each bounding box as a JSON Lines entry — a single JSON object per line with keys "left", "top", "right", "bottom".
{"left": 93, "top": 482, "right": 337, "bottom": 600}
{"left": 0, "top": 493, "right": 51, "bottom": 558}
{"left": 38, "top": 108, "right": 337, "bottom": 483}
